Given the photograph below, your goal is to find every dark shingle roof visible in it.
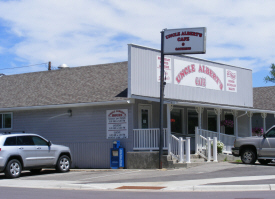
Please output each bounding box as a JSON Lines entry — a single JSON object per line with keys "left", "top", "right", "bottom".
{"left": 253, "top": 86, "right": 275, "bottom": 111}
{"left": 0, "top": 61, "right": 128, "bottom": 108}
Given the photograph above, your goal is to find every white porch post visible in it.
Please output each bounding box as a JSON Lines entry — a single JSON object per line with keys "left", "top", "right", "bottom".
{"left": 261, "top": 113, "right": 267, "bottom": 133}
{"left": 215, "top": 108, "right": 221, "bottom": 141}
{"left": 195, "top": 126, "right": 198, "bottom": 154}
{"left": 196, "top": 107, "right": 204, "bottom": 129}
{"left": 186, "top": 137, "right": 191, "bottom": 163}
{"left": 247, "top": 111, "right": 253, "bottom": 137}
{"left": 167, "top": 104, "right": 172, "bottom": 155}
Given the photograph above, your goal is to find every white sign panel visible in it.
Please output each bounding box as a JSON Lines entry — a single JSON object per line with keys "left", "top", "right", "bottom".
{"left": 157, "top": 56, "right": 172, "bottom": 83}
{"left": 226, "top": 69, "right": 237, "bottom": 92}
{"left": 163, "top": 27, "right": 206, "bottom": 55}
{"left": 174, "top": 59, "right": 224, "bottom": 91}
{"left": 107, "top": 109, "right": 128, "bottom": 139}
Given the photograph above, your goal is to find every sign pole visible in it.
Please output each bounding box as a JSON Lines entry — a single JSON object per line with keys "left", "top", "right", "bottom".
{"left": 159, "top": 30, "right": 165, "bottom": 169}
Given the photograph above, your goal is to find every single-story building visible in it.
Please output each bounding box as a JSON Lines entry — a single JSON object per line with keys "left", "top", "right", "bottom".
{"left": 0, "top": 44, "right": 275, "bottom": 168}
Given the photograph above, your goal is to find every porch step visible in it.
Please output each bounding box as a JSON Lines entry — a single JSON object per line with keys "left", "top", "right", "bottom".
{"left": 165, "top": 154, "right": 218, "bottom": 169}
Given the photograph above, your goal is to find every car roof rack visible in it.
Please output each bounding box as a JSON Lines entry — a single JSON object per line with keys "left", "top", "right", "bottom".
{"left": 1, "top": 131, "right": 25, "bottom": 135}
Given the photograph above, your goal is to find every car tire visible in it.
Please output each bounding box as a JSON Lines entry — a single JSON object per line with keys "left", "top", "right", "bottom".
{"left": 56, "top": 155, "right": 71, "bottom": 172}
{"left": 258, "top": 159, "right": 271, "bottom": 165}
{"left": 241, "top": 149, "right": 256, "bottom": 164}
{"left": 30, "top": 169, "right": 42, "bottom": 174}
{"left": 5, "top": 159, "right": 22, "bottom": 178}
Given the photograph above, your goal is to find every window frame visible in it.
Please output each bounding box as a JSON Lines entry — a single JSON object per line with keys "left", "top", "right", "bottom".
{"left": 0, "top": 112, "right": 13, "bottom": 130}
{"left": 170, "top": 108, "right": 184, "bottom": 134}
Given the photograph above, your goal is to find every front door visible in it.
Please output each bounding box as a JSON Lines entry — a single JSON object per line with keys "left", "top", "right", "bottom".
{"left": 138, "top": 104, "right": 152, "bottom": 129}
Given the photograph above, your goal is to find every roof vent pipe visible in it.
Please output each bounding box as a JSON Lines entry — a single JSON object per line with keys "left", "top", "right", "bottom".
{"left": 58, "top": 64, "right": 69, "bottom": 69}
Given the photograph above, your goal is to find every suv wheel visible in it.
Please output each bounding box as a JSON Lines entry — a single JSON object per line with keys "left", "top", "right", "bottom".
{"left": 258, "top": 159, "right": 271, "bottom": 165}
{"left": 56, "top": 155, "right": 71, "bottom": 172}
{"left": 241, "top": 149, "right": 256, "bottom": 164}
{"left": 5, "top": 159, "right": 22, "bottom": 178}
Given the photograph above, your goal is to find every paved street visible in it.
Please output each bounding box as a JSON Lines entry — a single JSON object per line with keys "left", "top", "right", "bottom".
{"left": 1, "top": 162, "right": 275, "bottom": 192}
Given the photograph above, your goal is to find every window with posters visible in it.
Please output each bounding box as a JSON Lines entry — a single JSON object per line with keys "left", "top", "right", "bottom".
{"left": 106, "top": 109, "right": 128, "bottom": 139}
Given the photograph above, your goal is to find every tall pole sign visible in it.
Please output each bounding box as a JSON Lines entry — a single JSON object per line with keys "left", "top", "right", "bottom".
{"left": 159, "top": 27, "right": 206, "bottom": 169}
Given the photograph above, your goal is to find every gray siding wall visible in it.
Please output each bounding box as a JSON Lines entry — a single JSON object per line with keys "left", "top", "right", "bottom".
{"left": 3, "top": 104, "right": 134, "bottom": 169}
{"left": 252, "top": 113, "right": 275, "bottom": 132}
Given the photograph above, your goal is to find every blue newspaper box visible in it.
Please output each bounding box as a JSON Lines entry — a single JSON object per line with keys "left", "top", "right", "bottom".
{"left": 110, "top": 141, "right": 124, "bottom": 169}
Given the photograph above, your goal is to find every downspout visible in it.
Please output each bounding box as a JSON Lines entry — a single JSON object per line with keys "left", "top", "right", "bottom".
{"left": 236, "top": 111, "right": 247, "bottom": 138}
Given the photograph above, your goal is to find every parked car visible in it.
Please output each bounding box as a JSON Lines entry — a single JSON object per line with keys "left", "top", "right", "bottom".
{"left": 232, "top": 125, "right": 275, "bottom": 164}
{"left": 0, "top": 133, "right": 72, "bottom": 178}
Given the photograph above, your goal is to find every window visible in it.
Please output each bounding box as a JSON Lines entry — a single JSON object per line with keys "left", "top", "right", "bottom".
{"left": 224, "top": 112, "right": 234, "bottom": 135}
{"left": 171, "top": 109, "right": 182, "bottom": 134}
{"left": 17, "top": 136, "right": 34, "bottom": 146}
{"left": 138, "top": 104, "right": 152, "bottom": 129}
{"left": 0, "top": 113, "right": 12, "bottom": 129}
{"left": 207, "top": 111, "right": 217, "bottom": 132}
{"left": 4, "top": 137, "right": 17, "bottom": 146}
{"left": 188, "top": 109, "right": 198, "bottom": 134}
{"left": 32, "top": 136, "right": 48, "bottom": 145}
{"left": 266, "top": 128, "right": 275, "bottom": 138}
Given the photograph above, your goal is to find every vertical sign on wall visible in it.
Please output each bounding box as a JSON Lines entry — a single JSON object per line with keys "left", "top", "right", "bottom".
{"left": 226, "top": 69, "right": 237, "bottom": 92}
{"left": 106, "top": 109, "right": 128, "bottom": 139}
{"left": 157, "top": 56, "right": 172, "bottom": 83}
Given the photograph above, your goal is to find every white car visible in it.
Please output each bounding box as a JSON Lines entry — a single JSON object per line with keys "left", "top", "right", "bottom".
{"left": 0, "top": 133, "right": 72, "bottom": 178}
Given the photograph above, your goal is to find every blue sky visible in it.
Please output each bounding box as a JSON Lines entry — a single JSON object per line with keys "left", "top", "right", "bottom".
{"left": 0, "top": 0, "right": 274, "bottom": 87}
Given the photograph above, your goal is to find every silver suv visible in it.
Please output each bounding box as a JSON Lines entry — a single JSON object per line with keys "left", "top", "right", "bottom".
{"left": 0, "top": 133, "right": 72, "bottom": 178}
{"left": 232, "top": 125, "right": 275, "bottom": 164}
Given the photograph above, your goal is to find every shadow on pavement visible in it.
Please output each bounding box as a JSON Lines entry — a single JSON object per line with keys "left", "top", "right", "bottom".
{"left": 0, "top": 169, "right": 58, "bottom": 180}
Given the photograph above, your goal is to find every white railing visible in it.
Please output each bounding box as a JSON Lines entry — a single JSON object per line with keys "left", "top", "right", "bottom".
{"left": 197, "top": 134, "right": 218, "bottom": 162}
{"left": 195, "top": 127, "right": 236, "bottom": 154}
{"left": 170, "top": 135, "right": 190, "bottom": 163}
{"left": 133, "top": 128, "right": 168, "bottom": 151}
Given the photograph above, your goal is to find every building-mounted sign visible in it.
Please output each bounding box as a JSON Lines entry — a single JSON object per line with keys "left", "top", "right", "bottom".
{"left": 163, "top": 27, "right": 206, "bottom": 55}
{"left": 106, "top": 109, "right": 128, "bottom": 139}
{"left": 157, "top": 56, "right": 172, "bottom": 83}
{"left": 226, "top": 69, "right": 237, "bottom": 92}
{"left": 174, "top": 59, "right": 224, "bottom": 91}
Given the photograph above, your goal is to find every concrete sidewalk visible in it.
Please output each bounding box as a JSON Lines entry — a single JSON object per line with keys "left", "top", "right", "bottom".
{"left": 0, "top": 162, "right": 275, "bottom": 192}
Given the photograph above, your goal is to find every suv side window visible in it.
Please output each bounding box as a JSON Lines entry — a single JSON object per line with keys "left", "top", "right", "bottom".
{"left": 32, "top": 136, "right": 48, "bottom": 146}
{"left": 17, "top": 136, "right": 35, "bottom": 145}
{"left": 4, "top": 137, "right": 17, "bottom": 146}
{"left": 266, "top": 128, "right": 275, "bottom": 138}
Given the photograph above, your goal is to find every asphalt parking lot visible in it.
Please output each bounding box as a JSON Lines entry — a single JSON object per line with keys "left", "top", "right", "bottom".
{"left": 1, "top": 162, "right": 275, "bottom": 191}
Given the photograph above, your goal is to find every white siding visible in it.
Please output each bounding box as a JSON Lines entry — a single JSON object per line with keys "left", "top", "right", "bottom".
{"left": 128, "top": 44, "right": 253, "bottom": 107}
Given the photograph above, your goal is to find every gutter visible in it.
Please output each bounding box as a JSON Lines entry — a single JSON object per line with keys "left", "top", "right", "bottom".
{"left": 0, "top": 99, "right": 135, "bottom": 112}
{"left": 175, "top": 101, "right": 275, "bottom": 114}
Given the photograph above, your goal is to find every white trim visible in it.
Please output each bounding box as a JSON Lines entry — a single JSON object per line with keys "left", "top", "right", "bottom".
{"left": 127, "top": 44, "right": 132, "bottom": 98}
{"left": 0, "top": 100, "right": 135, "bottom": 112}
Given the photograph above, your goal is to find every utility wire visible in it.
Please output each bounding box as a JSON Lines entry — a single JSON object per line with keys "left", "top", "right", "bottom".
{"left": 0, "top": 63, "right": 48, "bottom": 71}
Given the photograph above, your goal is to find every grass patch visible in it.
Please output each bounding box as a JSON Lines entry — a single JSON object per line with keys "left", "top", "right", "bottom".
{"left": 235, "top": 159, "right": 242, "bottom": 163}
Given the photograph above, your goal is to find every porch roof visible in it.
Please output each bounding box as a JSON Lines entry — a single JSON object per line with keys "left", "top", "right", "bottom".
{"left": 132, "top": 89, "right": 275, "bottom": 115}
